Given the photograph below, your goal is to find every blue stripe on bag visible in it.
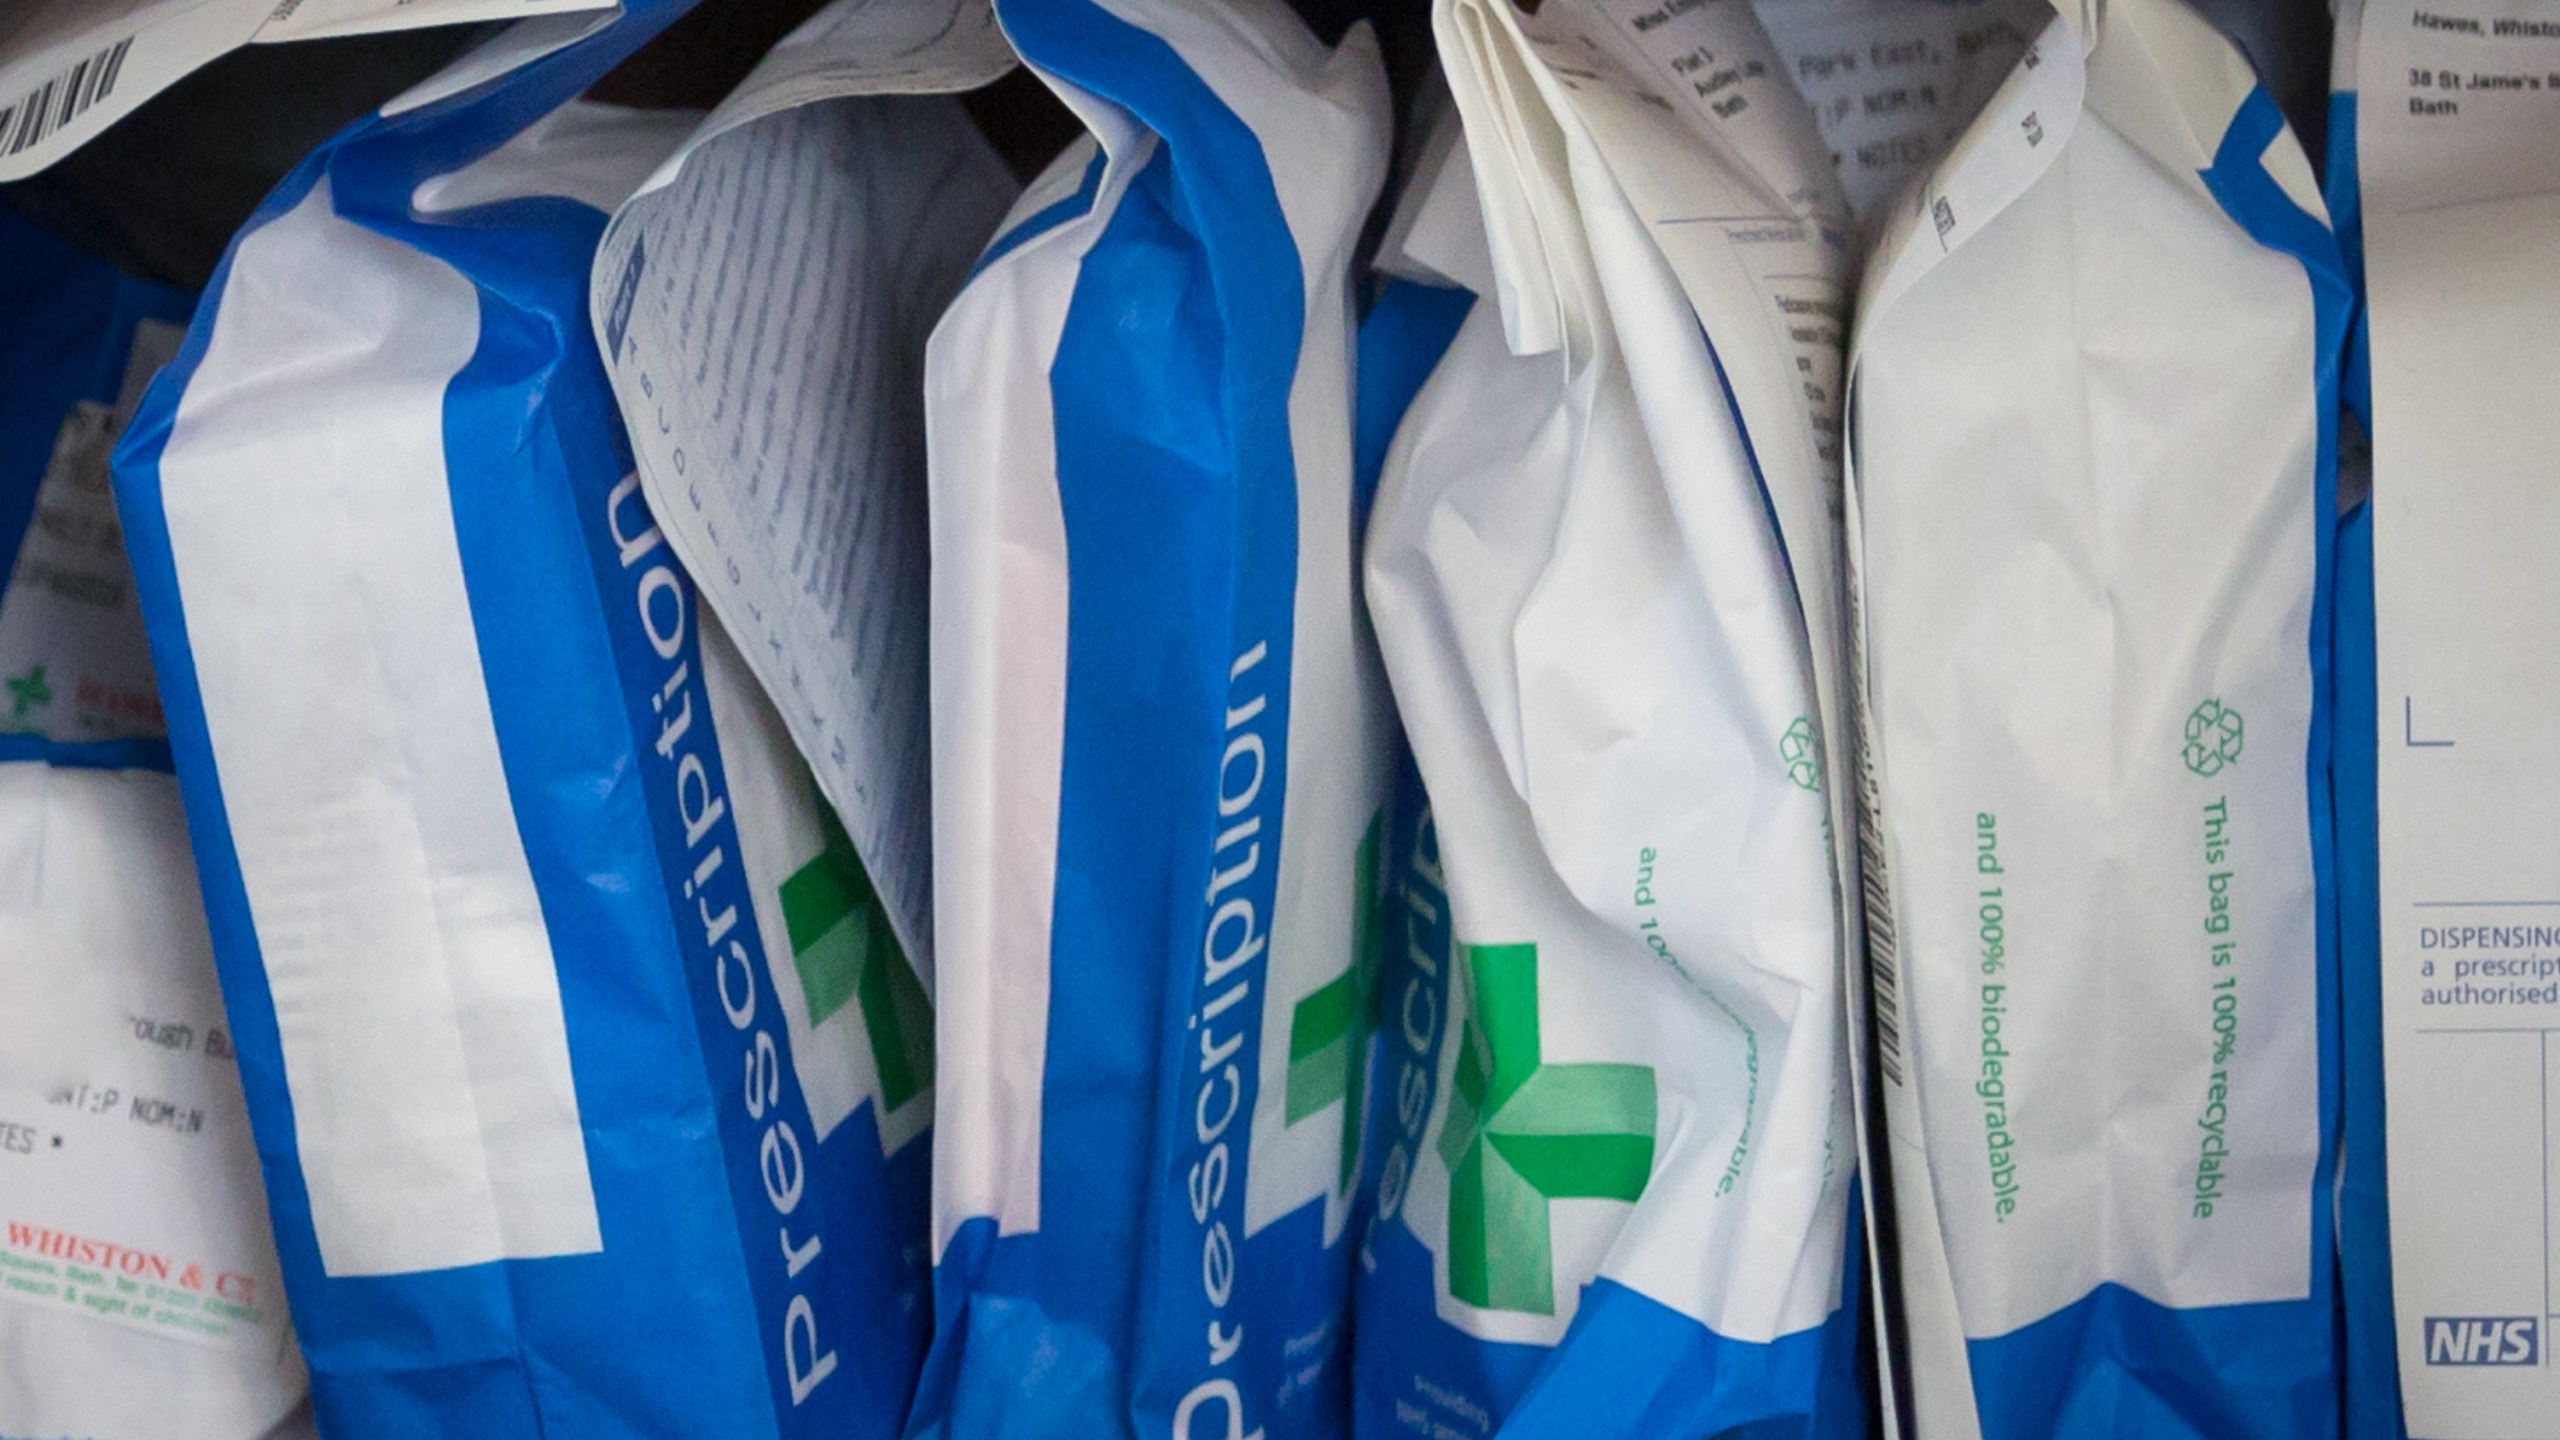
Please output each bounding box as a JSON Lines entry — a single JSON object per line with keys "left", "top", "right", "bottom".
{"left": 970, "top": 143, "right": 1109, "bottom": 280}
{"left": 2319, "top": 85, "right": 2403, "bottom": 1440}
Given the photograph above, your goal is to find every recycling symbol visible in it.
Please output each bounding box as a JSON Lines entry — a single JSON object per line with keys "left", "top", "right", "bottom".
{"left": 2182, "top": 698, "right": 2245, "bottom": 777}
{"left": 1780, "top": 716, "right": 1821, "bottom": 793}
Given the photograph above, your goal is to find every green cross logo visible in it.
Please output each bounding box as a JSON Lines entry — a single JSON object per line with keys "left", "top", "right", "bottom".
{"left": 1437, "top": 942, "right": 1655, "bottom": 1315}
{"left": 2183, "top": 698, "right": 2245, "bottom": 777}
{"left": 1780, "top": 716, "right": 1821, "bottom": 792}
{"left": 1285, "top": 812, "right": 1384, "bottom": 1194}
{"left": 5, "top": 665, "right": 51, "bottom": 721}
{"left": 779, "top": 801, "right": 933, "bottom": 1111}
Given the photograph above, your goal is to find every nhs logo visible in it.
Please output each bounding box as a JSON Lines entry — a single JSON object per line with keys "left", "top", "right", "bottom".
{"left": 2424, "top": 1316, "right": 2540, "bottom": 1366}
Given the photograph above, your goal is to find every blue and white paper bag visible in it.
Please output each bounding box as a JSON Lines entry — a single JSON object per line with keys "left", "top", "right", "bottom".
{"left": 1351, "top": 0, "right": 1891, "bottom": 1422}
{"left": 914, "top": 0, "right": 1392, "bottom": 1435}
{"left": 1845, "top": 0, "right": 2351, "bottom": 1432}
{"left": 112, "top": 9, "right": 939, "bottom": 1437}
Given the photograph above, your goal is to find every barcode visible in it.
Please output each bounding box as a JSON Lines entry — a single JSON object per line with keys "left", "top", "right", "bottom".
{"left": 0, "top": 37, "right": 134, "bottom": 159}
{"left": 1845, "top": 563, "right": 1907, "bottom": 1088}
{"left": 1857, "top": 777, "right": 1904, "bottom": 1087}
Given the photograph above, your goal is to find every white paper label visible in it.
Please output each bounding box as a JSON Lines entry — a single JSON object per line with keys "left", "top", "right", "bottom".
{"left": 0, "top": 768, "right": 290, "bottom": 1358}
{"left": 2363, "top": 0, "right": 2560, "bottom": 1434}
{"left": 590, "top": 0, "right": 1019, "bottom": 986}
